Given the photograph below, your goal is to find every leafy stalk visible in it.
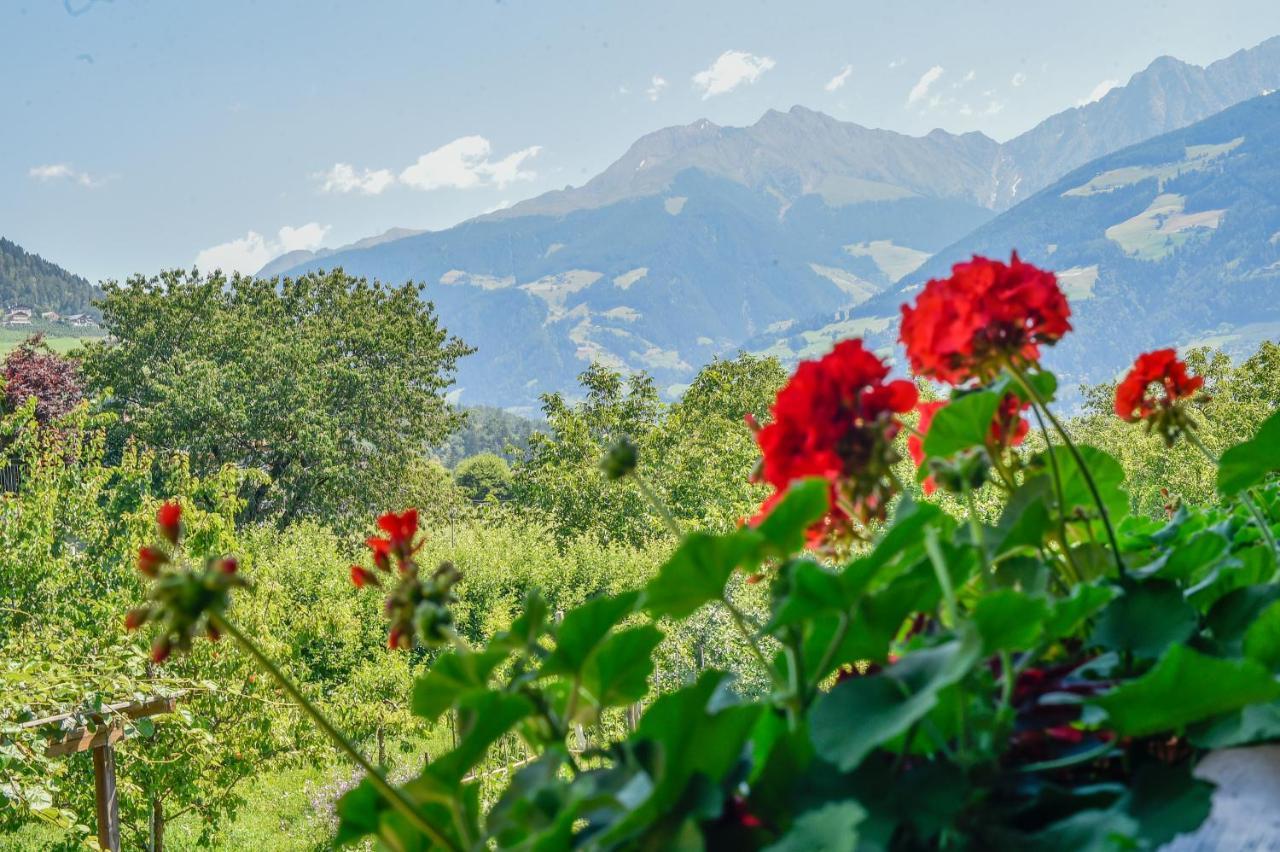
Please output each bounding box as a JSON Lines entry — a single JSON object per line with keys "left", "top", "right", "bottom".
{"left": 206, "top": 612, "right": 459, "bottom": 852}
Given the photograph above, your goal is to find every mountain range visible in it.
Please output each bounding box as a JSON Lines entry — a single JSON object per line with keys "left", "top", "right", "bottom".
{"left": 263, "top": 36, "right": 1280, "bottom": 411}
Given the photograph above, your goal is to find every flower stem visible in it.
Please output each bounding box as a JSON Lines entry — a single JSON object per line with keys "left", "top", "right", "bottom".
{"left": 634, "top": 473, "right": 682, "bottom": 539}
{"left": 207, "top": 612, "right": 459, "bottom": 852}
{"left": 1007, "top": 365, "right": 1126, "bottom": 578}
{"left": 1029, "top": 405, "right": 1083, "bottom": 583}
{"left": 924, "top": 527, "right": 959, "bottom": 628}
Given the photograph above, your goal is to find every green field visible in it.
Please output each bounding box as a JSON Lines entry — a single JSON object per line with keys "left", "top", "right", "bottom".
{"left": 0, "top": 325, "right": 105, "bottom": 355}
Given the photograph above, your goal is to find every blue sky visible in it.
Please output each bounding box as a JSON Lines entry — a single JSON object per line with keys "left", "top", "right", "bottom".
{"left": 6, "top": 0, "right": 1280, "bottom": 283}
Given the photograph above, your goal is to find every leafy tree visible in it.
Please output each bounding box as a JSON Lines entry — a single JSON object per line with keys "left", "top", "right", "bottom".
{"left": 454, "top": 452, "right": 513, "bottom": 503}
{"left": 433, "top": 406, "right": 543, "bottom": 467}
{"left": 80, "top": 269, "right": 472, "bottom": 528}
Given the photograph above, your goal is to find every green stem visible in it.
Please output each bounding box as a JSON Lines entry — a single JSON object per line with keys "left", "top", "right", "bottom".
{"left": 810, "top": 612, "right": 850, "bottom": 697}
{"left": 1029, "top": 407, "right": 1083, "bottom": 584}
{"left": 635, "top": 474, "right": 682, "bottom": 539}
{"left": 723, "top": 597, "right": 775, "bottom": 681}
{"left": 964, "top": 484, "right": 1015, "bottom": 724}
{"left": 208, "top": 612, "right": 459, "bottom": 852}
{"left": 924, "top": 527, "right": 959, "bottom": 628}
{"left": 1008, "top": 365, "right": 1126, "bottom": 578}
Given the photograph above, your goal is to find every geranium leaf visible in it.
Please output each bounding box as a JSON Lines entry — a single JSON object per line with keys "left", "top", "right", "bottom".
{"left": 1091, "top": 580, "right": 1196, "bottom": 659}
{"left": 1206, "top": 584, "right": 1280, "bottom": 654}
{"left": 755, "top": 478, "right": 830, "bottom": 554}
{"left": 973, "top": 589, "right": 1047, "bottom": 652}
{"left": 1044, "top": 584, "right": 1117, "bottom": 639}
{"left": 1123, "top": 763, "right": 1213, "bottom": 847}
{"left": 643, "top": 529, "right": 763, "bottom": 619}
{"left": 580, "top": 625, "right": 663, "bottom": 712}
{"left": 541, "top": 591, "right": 639, "bottom": 677}
{"left": 1218, "top": 409, "right": 1280, "bottom": 495}
{"left": 1244, "top": 600, "right": 1280, "bottom": 672}
{"left": 809, "top": 627, "right": 981, "bottom": 771}
{"left": 922, "top": 391, "right": 1001, "bottom": 459}
{"left": 1039, "top": 445, "right": 1129, "bottom": 526}
{"left": 989, "top": 477, "right": 1054, "bottom": 560}
{"left": 1091, "top": 645, "right": 1280, "bottom": 737}
{"left": 763, "top": 801, "right": 865, "bottom": 852}
{"left": 411, "top": 648, "right": 510, "bottom": 723}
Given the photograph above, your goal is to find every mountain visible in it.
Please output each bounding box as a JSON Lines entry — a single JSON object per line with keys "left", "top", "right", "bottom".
{"left": 996, "top": 36, "right": 1280, "bottom": 206}
{"left": 769, "top": 93, "right": 1280, "bottom": 400}
{"left": 0, "top": 238, "right": 98, "bottom": 315}
{"left": 255, "top": 227, "right": 428, "bottom": 278}
{"left": 269, "top": 37, "right": 1280, "bottom": 410}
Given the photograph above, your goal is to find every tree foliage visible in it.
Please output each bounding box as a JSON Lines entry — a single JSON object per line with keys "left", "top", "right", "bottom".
{"left": 80, "top": 269, "right": 472, "bottom": 528}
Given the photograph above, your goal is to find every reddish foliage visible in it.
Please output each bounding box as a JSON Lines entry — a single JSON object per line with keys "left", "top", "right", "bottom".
{"left": 1, "top": 334, "right": 84, "bottom": 424}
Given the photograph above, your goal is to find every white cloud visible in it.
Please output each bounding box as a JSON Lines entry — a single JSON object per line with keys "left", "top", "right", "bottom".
{"left": 692, "top": 50, "right": 776, "bottom": 99}
{"left": 959, "top": 104, "right": 974, "bottom": 116}
{"left": 195, "top": 223, "right": 330, "bottom": 275}
{"left": 399, "top": 136, "right": 541, "bottom": 191}
{"left": 825, "top": 64, "right": 853, "bottom": 92}
{"left": 1077, "top": 78, "right": 1120, "bottom": 106}
{"left": 646, "top": 75, "right": 668, "bottom": 101}
{"left": 319, "top": 163, "right": 396, "bottom": 195}
{"left": 1011, "top": 71, "right": 1027, "bottom": 87}
{"left": 985, "top": 100, "right": 1006, "bottom": 115}
{"left": 28, "top": 163, "right": 101, "bottom": 187}
{"left": 888, "top": 58, "right": 904, "bottom": 69}
{"left": 907, "top": 65, "right": 944, "bottom": 105}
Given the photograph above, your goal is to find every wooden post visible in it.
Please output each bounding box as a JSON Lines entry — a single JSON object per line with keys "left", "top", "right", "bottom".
{"left": 92, "top": 742, "right": 121, "bottom": 852}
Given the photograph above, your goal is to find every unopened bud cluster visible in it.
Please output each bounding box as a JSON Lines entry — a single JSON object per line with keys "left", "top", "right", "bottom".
{"left": 125, "top": 501, "right": 248, "bottom": 662}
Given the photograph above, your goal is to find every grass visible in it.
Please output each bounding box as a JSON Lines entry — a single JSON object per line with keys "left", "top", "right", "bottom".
{"left": 0, "top": 324, "right": 106, "bottom": 355}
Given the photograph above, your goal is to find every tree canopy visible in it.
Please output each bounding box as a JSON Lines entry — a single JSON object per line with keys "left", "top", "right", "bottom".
{"left": 80, "top": 269, "right": 472, "bottom": 527}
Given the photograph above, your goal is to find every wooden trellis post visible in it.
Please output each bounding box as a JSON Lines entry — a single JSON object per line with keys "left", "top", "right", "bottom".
{"left": 20, "top": 694, "right": 181, "bottom": 852}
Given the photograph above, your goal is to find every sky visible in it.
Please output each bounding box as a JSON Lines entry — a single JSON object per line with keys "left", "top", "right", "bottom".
{"left": 5, "top": 0, "right": 1280, "bottom": 283}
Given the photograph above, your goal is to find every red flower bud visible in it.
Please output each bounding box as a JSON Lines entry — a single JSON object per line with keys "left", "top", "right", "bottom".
{"left": 350, "top": 564, "right": 380, "bottom": 589}
{"left": 137, "top": 546, "right": 168, "bottom": 577}
{"left": 366, "top": 536, "right": 393, "bottom": 572}
{"left": 387, "top": 625, "right": 411, "bottom": 650}
{"left": 151, "top": 637, "right": 172, "bottom": 663}
{"left": 218, "top": 556, "right": 239, "bottom": 574}
{"left": 156, "top": 501, "right": 182, "bottom": 545}
{"left": 124, "top": 607, "right": 149, "bottom": 631}
{"left": 377, "top": 509, "right": 419, "bottom": 557}
{"left": 206, "top": 623, "right": 221, "bottom": 642}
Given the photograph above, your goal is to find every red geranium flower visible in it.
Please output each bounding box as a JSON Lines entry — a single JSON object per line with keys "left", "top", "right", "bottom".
{"left": 900, "top": 253, "right": 1071, "bottom": 385}
{"left": 365, "top": 536, "right": 394, "bottom": 572}
{"left": 377, "top": 509, "right": 419, "bottom": 557}
{"left": 350, "top": 564, "right": 380, "bottom": 589}
{"left": 1114, "top": 349, "right": 1204, "bottom": 445}
{"left": 137, "top": 546, "right": 168, "bottom": 577}
{"left": 753, "top": 338, "right": 917, "bottom": 541}
{"left": 156, "top": 501, "right": 182, "bottom": 545}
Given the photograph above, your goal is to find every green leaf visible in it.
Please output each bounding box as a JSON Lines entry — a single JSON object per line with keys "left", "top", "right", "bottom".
{"left": 1043, "top": 584, "right": 1117, "bottom": 640}
{"left": 764, "top": 801, "right": 866, "bottom": 852}
{"left": 922, "top": 391, "right": 1001, "bottom": 459}
{"left": 840, "top": 499, "right": 946, "bottom": 599}
{"left": 579, "top": 625, "right": 663, "bottom": 713}
{"left": 411, "top": 648, "right": 509, "bottom": 723}
{"left": 809, "top": 628, "right": 982, "bottom": 771}
{"left": 989, "top": 478, "right": 1054, "bottom": 561}
{"left": 1206, "top": 584, "right": 1280, "bottom": 654}
{"left": 429, "top": 691, "right": 535, "bottom": 782}
{"left": 1091, "top": 644, "right": 1280, "bottom": 737}
{"left": 1244, "top": 600, "right": 1280, "bottom": 672}
{"left": 334, "top": 778, "right": 385, "bottom": 847}
{"left": 1189, "top": 700, "right": 1280, "bottom": 748}
{"left": 541, "top": 591, "right": 639, "bottom": 677}
{"left": 1219, "top": 409, "right": 1280, "bottom": 495}
{"left": 768, "top": 559, "right": 850, "bottom": 630}
{"left": 1001, "top": 370, "right": 1059, "bottom": 406}
{"left": 1123, "top": 763, "right": 1213, "bottom": 847}
{"left": 491, "top": 589, "right": 549, "bottom": 652}
{"left": 973, "top": 589, "right": 1047, "bottom": 652}
{"left": 643, "top": 530, "right": 762, "bottom": 618}
{"left": 1091, "top": 580, "right": 1196, "bottom": 659}
{"left": 1159, "top": 530, "right": 1230, "bottom": 582}
{"left": 1041, "top": 445, "right": 1129, "bottom": 526}
{"left": 1028, "top": 808, "right": 1137, "bottom": 852}
{"left": 755, "top": 478, "right": 830, "bottom": 554}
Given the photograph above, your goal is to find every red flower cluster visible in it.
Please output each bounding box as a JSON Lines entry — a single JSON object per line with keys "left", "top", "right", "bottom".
{"left": 1114, "top": 349, "right": 1203, "bottom": 423}
{"left": 754, "top": 339, "right": 917, "bottom": 539}
{"left": 906, "top": 394, "right": 1029, "bottom": 494}
{"left": 900, "top": 253, "right": 1071, "bottom": 385}
{"left": 156, "top": 501, "right": 182, "bottom": 545}
{"left": 351, "top": 509, "right": 460, "bottom": 650}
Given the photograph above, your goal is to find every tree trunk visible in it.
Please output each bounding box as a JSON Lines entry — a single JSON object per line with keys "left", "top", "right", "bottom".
{"left": 149, "top": 795, "right": 164, "bottom": 852}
